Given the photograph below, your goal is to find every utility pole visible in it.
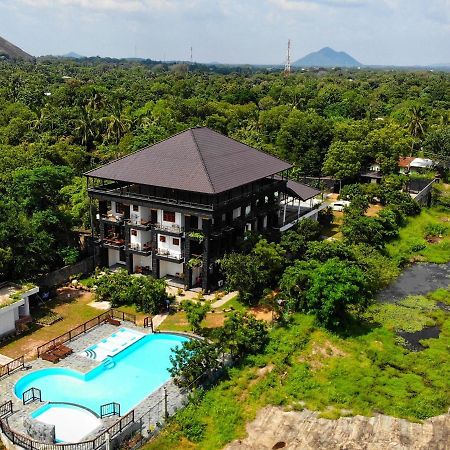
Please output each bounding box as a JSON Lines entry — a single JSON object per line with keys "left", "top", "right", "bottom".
{"left": 284, "top": 39, "right": 291, "bottom": 75}
{"left": 190, "top": 46, "right": 193, "bottom": 64}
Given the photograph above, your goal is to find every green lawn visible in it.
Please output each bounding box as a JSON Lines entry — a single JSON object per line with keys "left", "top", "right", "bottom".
{"left": 386, "top": 207, "right": 450, "bottom": 265}
{"left": 146, "top": 288, "right": 450, "bottom": 450}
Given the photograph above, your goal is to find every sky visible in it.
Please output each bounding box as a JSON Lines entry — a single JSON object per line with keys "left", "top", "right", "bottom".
{"left": 0, "top": 0, "right": 449, "bottom": 66}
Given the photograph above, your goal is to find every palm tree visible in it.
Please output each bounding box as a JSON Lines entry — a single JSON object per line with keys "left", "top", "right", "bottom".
{"left": 406, "top": 105, "right": 427, "bottom": 153}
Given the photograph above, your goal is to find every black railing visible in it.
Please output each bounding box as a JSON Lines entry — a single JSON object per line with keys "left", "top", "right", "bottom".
{"left": 22, "top": 387, "right": 41, "bottom": 405}
{"left": 143, "top": 317, "right": 154, "bottom": 332}
{"left": 0, "top": 409, "right": 135, "bottom": 450}
{"left": 100, "top": 402, "right": 120, "bottom": 418}
{"left": 110, "top": 309, "right": 136, "bottom": 324}
{"left": 0, "top": 400, "right": 12, "bottom": 419}
{"left": 0, "top": 355, "right": 24, "bottom": 379}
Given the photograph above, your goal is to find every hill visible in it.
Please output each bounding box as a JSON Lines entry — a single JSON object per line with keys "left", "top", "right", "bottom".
{"left": 293, "top": 47, "right": 361, "bottom": 68}
{"left": 62, "top": 52, "right": 85, "bottom": 59}
{"left": 0, "top": 36, "right": 33, "bottom": 61}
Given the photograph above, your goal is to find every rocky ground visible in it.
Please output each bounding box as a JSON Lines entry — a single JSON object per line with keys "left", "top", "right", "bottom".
{"left": 225, "top": 406, "right": 450, "bottom": 450}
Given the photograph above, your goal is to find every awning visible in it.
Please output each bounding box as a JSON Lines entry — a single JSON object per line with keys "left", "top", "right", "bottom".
{"left": 285, "top": 180, "right": 321, "bottom": 201}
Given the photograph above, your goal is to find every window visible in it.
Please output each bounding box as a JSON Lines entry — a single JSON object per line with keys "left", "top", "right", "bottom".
{"left": 173, "top": 238, "right": 180, "bottom": 246}
{"left": 245, "top": 205, "right": 251, "bottom": 216}
{"left": 159, "top": 236, "right": 166, "bottom": 243}
{"left": 163, "top": 211, "right": 176, "bottom": 223}
{"left": 132, "top": 204, "right": 139, "bottom": 212}
{"left": 131, "top": 229, "right": 137, "bottom": 236}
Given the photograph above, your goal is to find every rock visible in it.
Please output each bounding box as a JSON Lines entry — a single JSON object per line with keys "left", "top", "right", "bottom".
{"left": 225, "top": 406, "right": 450, "bottom": 450}
{"left": 71, "top": 279, "right": 78, "bottom": 287}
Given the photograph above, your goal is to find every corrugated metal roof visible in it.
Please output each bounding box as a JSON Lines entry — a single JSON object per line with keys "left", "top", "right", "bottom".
{"left": 285, "top": 180, "right": 321, "bottom": 201}
{"left": 85, "top": 127, "right": 292, "bottom": 194}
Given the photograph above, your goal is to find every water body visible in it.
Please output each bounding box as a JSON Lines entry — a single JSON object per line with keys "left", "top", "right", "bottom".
{"left": 377, "top": 262, "right": 450, "bottom": 303}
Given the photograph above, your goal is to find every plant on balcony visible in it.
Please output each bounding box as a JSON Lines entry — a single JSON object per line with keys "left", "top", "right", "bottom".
{"left": 188, "top": 231, "right": 205, "bottom": 243}
{"left": 187, "top": 256, "right": 202, "bottom": 269}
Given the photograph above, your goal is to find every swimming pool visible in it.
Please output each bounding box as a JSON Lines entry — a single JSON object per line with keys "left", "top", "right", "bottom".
{"left": 15, "top": 332, "right": 189, "bottom": 416}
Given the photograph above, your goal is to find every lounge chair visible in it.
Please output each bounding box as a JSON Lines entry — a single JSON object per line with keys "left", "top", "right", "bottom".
{"left": 41, "top": 352, "right": 59, "bottom": 363}
{"left": 106, "top": 317, "right": 121, "bottom": 326}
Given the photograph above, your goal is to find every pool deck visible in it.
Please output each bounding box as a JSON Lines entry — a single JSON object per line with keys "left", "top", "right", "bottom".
{"left": 0, "top": 321, "right": 186, "bottom": 443}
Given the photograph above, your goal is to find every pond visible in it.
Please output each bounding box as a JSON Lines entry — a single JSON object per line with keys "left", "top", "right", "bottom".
{"left": 377, "top": 262, "right": 450, "bottom": 303}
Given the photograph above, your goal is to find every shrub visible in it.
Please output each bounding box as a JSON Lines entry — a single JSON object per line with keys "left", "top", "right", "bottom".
{"left": 182, "top": 300, "right": 210, "bottom": 333}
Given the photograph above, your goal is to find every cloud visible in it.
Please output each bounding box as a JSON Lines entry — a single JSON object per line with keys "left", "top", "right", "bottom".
{"left": 13, "top": 0, "right": 201, "bottom": 13}
{"left": 268, "top": 0, "right": 369, "bottom": 11}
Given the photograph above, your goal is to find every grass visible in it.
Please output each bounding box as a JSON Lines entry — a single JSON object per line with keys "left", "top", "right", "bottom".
{"left": 386, "top": 207, "right": 450, "bottom": 264}
{"left": 146, "top": 288, "right": 450, "bottom": 450}
{"left": 0, "top": 289, "right": 100, "bottom": 360}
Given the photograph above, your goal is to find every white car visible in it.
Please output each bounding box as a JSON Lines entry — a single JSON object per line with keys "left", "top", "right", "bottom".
{"left": 330, "top": 200, "right": 351, "bottom": 211}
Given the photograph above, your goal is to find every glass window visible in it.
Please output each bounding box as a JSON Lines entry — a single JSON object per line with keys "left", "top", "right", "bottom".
{"left": 132, "top": 205, "right": 139, "bottom": 212}
{"left": 173, "top": 238, "right": 180, "bottom": 246}
{"left": 131, "top": 229, "right": 137, "bottom": 236}
{"left": 159, "top": 236, "right": 166, "bottom": 243}
{"left": 163, "top": 211, "right": 176, "bottom": 223}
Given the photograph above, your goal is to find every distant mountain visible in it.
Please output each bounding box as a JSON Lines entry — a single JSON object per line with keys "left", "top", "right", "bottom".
{"left": 62, "top": 52, "right": 85, "bottom": 59}
{"left": 293, "top": 47, "right": 361, "bottom": 68}
{"left": 0, "top": 36, "right": 33, "bottom": 61}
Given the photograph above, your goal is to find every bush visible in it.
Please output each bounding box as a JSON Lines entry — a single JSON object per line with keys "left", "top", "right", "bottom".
{"left": 95, "top": 269, "right": 170, "bottom": 314}
{"left": 424, "top": 223, "right": 448, "bottom": 237}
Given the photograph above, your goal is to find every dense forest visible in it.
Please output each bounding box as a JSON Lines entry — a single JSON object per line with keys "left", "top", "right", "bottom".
{"left": 0, "top": 60, "right": 449, "bottom": 281}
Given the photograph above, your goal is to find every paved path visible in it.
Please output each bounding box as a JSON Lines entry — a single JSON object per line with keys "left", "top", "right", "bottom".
{"left": 0, "top": 353, "right": 12, "bottom": 365}
{"left": 211, "top": 292, "right": 238, "bottom": 308}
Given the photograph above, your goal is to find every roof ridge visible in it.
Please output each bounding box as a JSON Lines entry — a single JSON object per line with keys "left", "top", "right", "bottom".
{"left": 84, "top": 126, "right": 194, "bottom": 176}
{"left": 190, "top": 128, "right": 216, "bottom": 194}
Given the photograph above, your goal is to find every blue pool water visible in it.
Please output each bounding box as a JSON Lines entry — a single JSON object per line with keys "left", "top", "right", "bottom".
{"left": 15, "top": 333, "right": 188, "bottom": 415}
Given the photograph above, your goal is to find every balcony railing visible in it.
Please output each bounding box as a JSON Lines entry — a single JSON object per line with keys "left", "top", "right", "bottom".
{"left": 101, "top": 213, "right": 124, "bottom": 224}
{"left": 103, "top": 237, "right": 125, "bottom": 248}
{"left": 156, "top": 249, "right": 184, "bottom": 261}
{"left": 126, "top": 218, "right": 154, "bottom": 229}
{"left": 154, "top": 223, "right": 184, "bottom": 234}
{"left": 129, "top": 243, "right": 152, "bottom": 254}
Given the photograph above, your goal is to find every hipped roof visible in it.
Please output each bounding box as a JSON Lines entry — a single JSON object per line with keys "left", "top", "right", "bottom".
{"left": 86, "top": 127, "right": 292, "bottom": 194}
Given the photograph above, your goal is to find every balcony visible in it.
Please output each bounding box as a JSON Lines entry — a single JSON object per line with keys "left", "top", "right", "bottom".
{"left": 156, "top": 249, "right": 184, "bottom": 263}
{"left": 102, "top": 237, "right": 125, "bottom": 249}
{"left": 125, "top": 218, "right": 153, "bottom": 231}
{"left": 101, "top": 213, "right": 125, "bottom": 225}
{"left": 154, "top": 223, "right": 184, "bottom": 236}
{"left": 128, "top": 242, "right": 153, "bottom": 256}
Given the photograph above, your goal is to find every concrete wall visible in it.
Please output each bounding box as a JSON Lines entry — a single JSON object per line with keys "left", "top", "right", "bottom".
{"left": 159, "top": 260, "right": 183, "bottom": 278}
{"left": 157, "top": 234, "right": 182, "bottom": 258}
{"left": 39, "top": 255, "right": 97, "bottom": 287}
{"left": 133, "top": 254, "right": 152, "bottom": 272}
{"left": 23, "top": 416, "right": 55, "bottom": 444}
{"left": 0, "top": 308, "right": 16, "bottom": 337}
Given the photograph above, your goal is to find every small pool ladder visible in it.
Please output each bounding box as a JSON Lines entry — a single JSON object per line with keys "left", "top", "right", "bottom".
{"left": 103, "top": 356, "right": 115, "bottom": 370}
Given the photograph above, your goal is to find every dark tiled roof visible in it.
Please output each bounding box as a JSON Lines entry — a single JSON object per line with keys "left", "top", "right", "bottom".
{"left": 86, "top": 127, "right": 292, "bottom": 194}
{"left": 285, "top": 180, "right": 321, "bottom": 201}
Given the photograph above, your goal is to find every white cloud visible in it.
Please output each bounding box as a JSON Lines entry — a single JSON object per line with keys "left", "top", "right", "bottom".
{"left": 268, "top": 0, "right": 368, "bottom": 11}
{"left": 14, "top": 0, "right": 201, "bottom": 13}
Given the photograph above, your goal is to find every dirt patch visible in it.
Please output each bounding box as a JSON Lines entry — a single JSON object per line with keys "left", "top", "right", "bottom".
{"left": 225, "top": 406, "right": 450, "bottom": 450}
{"left": 425, "top": 235, "right": 444, "bottom": 244}
{"left": 249, "top": 307, "right": 273, "bottom": 322}
{"left": 301, "top": 340, "right": 347, "bottom": 370}
{"left": 204, "top": 311, "right": 226, "bottom": 328}
{"left": 366, "top": 204, "right": 383, "bottom": 217}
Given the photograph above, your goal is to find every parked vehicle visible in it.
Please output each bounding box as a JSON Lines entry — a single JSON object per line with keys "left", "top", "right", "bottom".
{"left": 330, "top": 201, "right": 351, "bottom": 211}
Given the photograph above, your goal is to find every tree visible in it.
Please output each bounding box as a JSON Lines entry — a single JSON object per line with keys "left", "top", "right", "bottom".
{"left": 95, "top": 270, "right": 170, "bottom": 313}
{"left": 182, "top": 300, "right": 211, "bottom": 333}
{"left": 342, "top": 215, "right": 387, "bottom": 249}
{"left": 216, "top": 312, "right": 268, "bottom": 361}
{"left": 305, "top": 258, "right": 372, "bottom": 328}
{"left": 169, "top": 339, "right": 221, "bottom": 389}
{"left": 280, "top": 218, "right": 321, "bottom": 260}
{"left": 423, "top": 126, "right": 450, "bottom": 169}
{"left": 323, "top": 140, "right": 364, "bottom": 180}
{"left": 277, "top": 109, "right": 333, "bottom": 175}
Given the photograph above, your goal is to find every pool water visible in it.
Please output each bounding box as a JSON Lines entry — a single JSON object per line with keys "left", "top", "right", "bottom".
{"left": 15, "top": 332, "right": 188, "bottom": 415}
